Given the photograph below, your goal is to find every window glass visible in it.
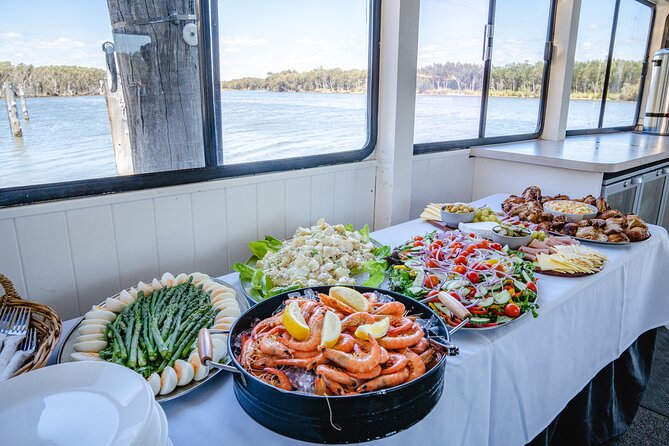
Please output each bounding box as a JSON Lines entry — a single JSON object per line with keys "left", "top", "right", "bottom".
{"left": 485, "top": 0, "right": 552, "bottom": 137}
{"left": 567, "top": 0, "right": 616, "bottom": 130}
{"left": 567, "top": 0, "right": 653, "bottom": 131}
{"left": 414, "top": 0, "right": 553, "bottom": 146}
{"left": 414, "top": 0, "right": 489, "bottom": 144}
{"left": 217, "top": 0, "right": 371, "bottom": 164}
{"left": 602, "top": 0, "right": 652, "bottom": 127}
{"left": 0, "top": 1, "right": 205, "bottom": 189}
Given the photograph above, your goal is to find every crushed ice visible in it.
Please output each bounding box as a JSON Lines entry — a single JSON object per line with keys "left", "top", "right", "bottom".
{"left": 284, "top": 367, "right": 316, "bottom": 394}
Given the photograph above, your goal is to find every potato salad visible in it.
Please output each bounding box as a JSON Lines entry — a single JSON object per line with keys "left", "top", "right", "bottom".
{"left": 234, "top": 219, "right": 390, "bottom": 300}
{"left": 258, "top": 218, "right": 376, "bottom": 287}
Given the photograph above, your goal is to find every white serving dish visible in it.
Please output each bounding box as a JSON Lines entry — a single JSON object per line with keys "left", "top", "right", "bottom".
{"left": 458, "top": 221, "right": 499, "bottom": 239}
{"left": 543, "top": 200, "right": 598, "bottom": 222}
{"left": 491, "top": 226, "right": 533, "bottom": 249}
{"left": 441, "top": 206, "right": 475, "bottom": 227}
{"left": 0, "top": 361, "right": 155, "bottom": 446}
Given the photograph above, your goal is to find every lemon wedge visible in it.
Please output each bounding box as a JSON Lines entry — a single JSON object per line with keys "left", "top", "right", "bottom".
{"left": 330, "top": 286, "right": 369, "bottom": 312}
{"left": 282, "top": 301, "right": 310, "bottom": 341}
{"left": 355, "top": 317, "right": 390, "bottom": 340}
{"left": 320, "top": 311, "right": 342, "bottom": 348}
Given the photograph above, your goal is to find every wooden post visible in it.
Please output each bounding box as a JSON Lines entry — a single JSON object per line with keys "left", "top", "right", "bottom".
{"left": 106, "top": 0, "right": 204, "bottom": 174}
{"left": 3, "top": 83, "right": 22, "bottom": 137}
{"left": 103, "top": 76, "right": 134, "bottom": 175}
{"left": 18, "top": 85, "right": 29, "bottom": 120}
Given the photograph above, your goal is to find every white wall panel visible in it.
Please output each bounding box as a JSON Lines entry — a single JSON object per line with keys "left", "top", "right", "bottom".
{"left": 14, "top": 213, "right": 79, "bottom": 319}
{"left": 310, "top": 173, "right": 335, "bottom": 224}
{"left": 111, "top": 199, "right": 160, "bottom": 288}
{"left": 410, "top": 151, "right": 474, "bottom": 218}
{"left": 225, "top": 184, "right": 258, "bottom": 269}
{"left": 0, "top": 162, "right": 377, "bottom": 320}
{"left": 192, "top": 189, "right": 228, "bottom": 277}
{"left": 154, "top": 194, "right": 195, "bottom": 275}
{"left": 0, "top": 220, "right": 27, "bottom": 298}
{"left": 333, "top": 169, "right": 357, "bottom": 226}
{"left": 66, "top": 206, "right": 121, "bottom": 311}
{"left": 354, "top": 166, "right": 376, "bottom": 229}
{"left": 257, "top": 181, "right": 286, "bottom": 240}
{"left": 284, "top": 177, "right": 311, "bottom": 231}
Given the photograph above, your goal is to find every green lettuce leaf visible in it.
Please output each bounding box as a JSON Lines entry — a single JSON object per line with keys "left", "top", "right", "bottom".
{"left": 232, "top": 262, "right": 256, "bottom": 282}
{"left": 248, "top": 235, "right": 283, "bottom": 259}
{"left": 358, "top": 224, "right": 370, "bottom": 243}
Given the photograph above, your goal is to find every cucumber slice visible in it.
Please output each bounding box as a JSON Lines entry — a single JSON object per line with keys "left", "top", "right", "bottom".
{"left": 479, "top": 297, "right": 495, "bottom": 307}
{"left": 493, "top": 290, "right": 511, "bottom": 305}
{"left": 469, "top": 316, "right": 491, "bottom": 324}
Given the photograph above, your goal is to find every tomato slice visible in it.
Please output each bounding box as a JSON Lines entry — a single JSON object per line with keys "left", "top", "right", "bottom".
{"left": 453, "top": 265, "right": 467, "bottom": 275}
{"left": 504, "top": 303, "right": 521, "bottom": 318}
{"left": 413, "top": 235, "right": 424, "bottom": 241}
{"left": 527, "top": 282, "right": 537, "bottom": 292}
{"left": 469, "top": 306, "right": 488, "bottom": 315}
{"left": 466, "top": 271, "right": 481, "bottom": 283}
{"left": 413, "top": 240, "right": 424, "bottom": 247}
{"left": 490, "top": 243, "right": 503, "bottom": 251}
{"left": 425, "top": 259, "right": 440, "bottom": 268}
{"left": 453, "top": 256, "right": 467, "bottom": 265}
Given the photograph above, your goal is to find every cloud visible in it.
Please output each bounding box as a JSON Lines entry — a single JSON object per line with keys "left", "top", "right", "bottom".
{"left": 221, "top": 35, "right": 268, "bottom": 53}
{"left": 0, "top": 31, "right": 21, "bottom": 39}
{"left": 0, "top": 32, "right": 107, "bottom": 68}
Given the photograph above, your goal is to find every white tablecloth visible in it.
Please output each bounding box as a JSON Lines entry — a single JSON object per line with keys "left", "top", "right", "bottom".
{"left": 51, "top": 194, "right": 669, "bottom": 446}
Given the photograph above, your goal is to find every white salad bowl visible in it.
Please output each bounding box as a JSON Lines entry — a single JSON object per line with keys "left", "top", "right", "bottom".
{"left": 543, "top": 200, "right": 598, "bottom": 223}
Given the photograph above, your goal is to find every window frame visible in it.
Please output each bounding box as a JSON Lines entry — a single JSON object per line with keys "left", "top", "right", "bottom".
{"left": 0, "top": 0, "right": 381, "bottom": 207}
{"left": 413, "top": 0, "right": 558, "bottom": 155}
{"left": 566, "top": 0, "right": 656, "bottom": 136}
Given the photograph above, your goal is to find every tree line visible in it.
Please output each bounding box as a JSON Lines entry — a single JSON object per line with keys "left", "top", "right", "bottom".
{"left": 222, "top": 60, "right": 644, "bottom": 101}
{"left": 0, "top": 61, "right": 105, "bottom": 97}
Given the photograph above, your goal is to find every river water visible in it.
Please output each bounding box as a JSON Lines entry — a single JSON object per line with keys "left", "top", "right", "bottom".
{"left": 0, "top": 92, "right": 638, "bottom": 188}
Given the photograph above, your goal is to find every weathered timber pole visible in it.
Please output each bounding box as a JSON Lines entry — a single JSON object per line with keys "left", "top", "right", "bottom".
{"left": 106, "top": 0, "right": 203, "bottom": 174}
{"left": 3, "top": 83, "right": 22, "bottom": 137}
{"left": 18, "top": 85, "right": 29, "bottom": 120}
{"left": 103, "top": 76, "right": 134, "bottom": 175}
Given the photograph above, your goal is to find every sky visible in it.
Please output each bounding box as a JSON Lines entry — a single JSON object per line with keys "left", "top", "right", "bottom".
{"left": 0, "top": 0, "right": 654, "bottom": 79}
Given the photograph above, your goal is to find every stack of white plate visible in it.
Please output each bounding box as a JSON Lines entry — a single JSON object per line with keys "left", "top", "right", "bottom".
{"left": 0, "top": 361, "right": 170, "bottom": 445}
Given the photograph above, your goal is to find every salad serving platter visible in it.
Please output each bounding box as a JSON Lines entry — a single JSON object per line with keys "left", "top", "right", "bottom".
{"left": 58, "top": 278, "right": 249, "bottom": 403}
{"left": 234, "top": 220, "right": 390, "bottom": 303}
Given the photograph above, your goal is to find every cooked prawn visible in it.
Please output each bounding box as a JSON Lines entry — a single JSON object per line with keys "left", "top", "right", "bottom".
{"left": 346, "top": 364, "right": 381, "bottom": 380}
{"left": 259, "top": 368, "right": 293, "bottom": 391}
{"left": 258, "top": 327, "right": 293, "bottom": 358}
{"left": 409, "top": 337, "right": 429, "bottom": 354}
{"left": 341, "top": 312, "right": 376, "bottom": 330}
{"left": 279, "top": 312, "right": 323, "bottom": 351}
{"left": 371, "top": 302, "right": 405, "bottom": 317}
{"left": 332, "top": 333, "right": 355, "bottom": 352}
{"left": 381, "top": 353, "right": 408, "bottom": 375}
{"left": 323, "top": 336, "right": 381, "bottom": 373}
{"left": 404, "top": 350, "right": 426, "bottom": 381}
{"left": 273, "top": 353, "right": 324, "bottom": 370}
{"left": 378, "top": 323, "right": 424, "bottom": 350}
{"left": 356, "top": 368, "right": 409, "bottom": 392}
{"left": 387, "top": 317, "right": 414, "bottom": 336}
{"left": 319, "top": 293, "right": 356, "bottom": 315}
{"left": 316, "top": 364, "right": 359, "bottom": 386}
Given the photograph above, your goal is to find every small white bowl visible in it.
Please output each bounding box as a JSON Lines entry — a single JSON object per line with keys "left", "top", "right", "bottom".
{"left": 491, "top": 226, "right": 532, "bottom": 250}
{"left": 543, "top": 200, "right": 598, "bottom": 223}
{"left": 441, "top": 207, "right": 475, "bottom": 227}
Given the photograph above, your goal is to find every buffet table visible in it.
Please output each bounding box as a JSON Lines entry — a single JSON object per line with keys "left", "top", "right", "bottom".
{"left": 50, "top": 193, "right": 669, "bottom": 446}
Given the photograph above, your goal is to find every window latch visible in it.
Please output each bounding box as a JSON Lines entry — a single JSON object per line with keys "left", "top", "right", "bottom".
{"left": 101, "top": 41, "right": 118, "bottom": 93}
{"left": 543, "top": 41, "right": 553, "bottom": 63}
{"left": 482, "top": 24, "right": 494, "bottom": 62}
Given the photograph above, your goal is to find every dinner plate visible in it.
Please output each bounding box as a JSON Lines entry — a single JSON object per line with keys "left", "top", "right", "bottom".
{"left": 57, "top": 278, "right": 249, "bottom": 403}
{"left": 0, "top": 361, "right": 154, "bottom": 446}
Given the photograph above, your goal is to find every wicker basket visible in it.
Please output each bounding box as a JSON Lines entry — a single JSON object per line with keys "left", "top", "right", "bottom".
{"left": 0, "top": 274, "right": 62, "bottom": 377}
